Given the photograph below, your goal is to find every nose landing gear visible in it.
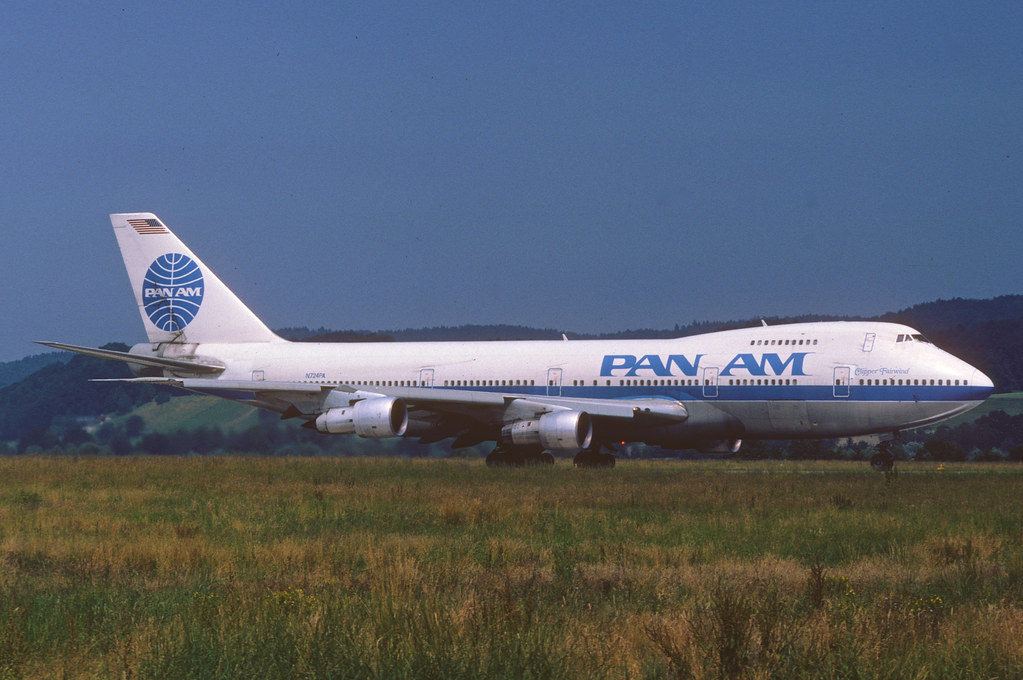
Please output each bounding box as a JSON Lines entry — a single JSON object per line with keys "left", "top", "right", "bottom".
{"left": 870, "top": 438, "right": 897, "bottom": 472}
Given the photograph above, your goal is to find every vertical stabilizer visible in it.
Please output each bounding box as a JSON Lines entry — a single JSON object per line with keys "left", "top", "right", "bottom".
{"left": 111, "top": 213, "right": 282, "bottom": 344}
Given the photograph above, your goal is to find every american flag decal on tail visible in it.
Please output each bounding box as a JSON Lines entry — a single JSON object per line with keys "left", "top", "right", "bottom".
{"left": 126, "top": 218, "right": 169, "bottom": 235}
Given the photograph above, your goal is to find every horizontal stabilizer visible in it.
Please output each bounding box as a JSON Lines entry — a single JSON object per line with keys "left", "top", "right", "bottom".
{"left": 35, "top": 341, "right": 226, "bottom": 375}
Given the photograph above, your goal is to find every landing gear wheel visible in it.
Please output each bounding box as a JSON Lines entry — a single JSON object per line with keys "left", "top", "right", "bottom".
{"left": 487, "top": 446, "right": 550, "bottom": 467}
{"left": 870, "top": 452, "right": 894, "bottom": 472}
{"left": 486, "top": 448, "right": 519, "bottom": 467}
{"left": 573, "top": 450, "right": 616, "bottom": 468}
{"left": 870, "top": 441, "right": 895, "bottom": 472}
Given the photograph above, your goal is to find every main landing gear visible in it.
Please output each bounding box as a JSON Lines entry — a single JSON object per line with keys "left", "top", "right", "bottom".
{"left": 484, "top": 445, "right": 617, "bottom": 468}
{"left": 870, "top": 438, "right": 897, "bottom": 472}
{"left": 485, "top": 446, "right": 555, "bottom": 467}
{"left": 573, "top": 449, "right": 616, "bottom": 468}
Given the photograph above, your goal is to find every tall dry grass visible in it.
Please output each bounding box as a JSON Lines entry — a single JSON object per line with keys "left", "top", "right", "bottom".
{"left": 0, "top": 457, "right": 1019, "bottom": 678}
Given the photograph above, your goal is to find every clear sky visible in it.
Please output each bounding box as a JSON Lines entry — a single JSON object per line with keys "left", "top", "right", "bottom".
{"left": 3, "top": 2, "right": 1021, "bottom": 362}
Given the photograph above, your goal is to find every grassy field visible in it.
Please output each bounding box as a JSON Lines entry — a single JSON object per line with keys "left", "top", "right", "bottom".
{"left": 0, "top": 457, "right": 1021, "bottom": 679}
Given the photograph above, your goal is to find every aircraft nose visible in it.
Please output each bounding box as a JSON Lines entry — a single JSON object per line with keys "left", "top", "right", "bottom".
{"left": 971, "top": 367, "right": 995, "bottom": 397}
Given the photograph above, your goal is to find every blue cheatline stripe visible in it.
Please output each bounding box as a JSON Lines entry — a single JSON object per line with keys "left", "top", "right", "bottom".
{"left": 392, "top": 383, "right": 989, "bottom": 403}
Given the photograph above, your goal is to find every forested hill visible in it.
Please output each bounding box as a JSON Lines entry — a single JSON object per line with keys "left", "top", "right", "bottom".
{"left": 0, "top": 352, "right": 71, "bottom": 390}
{"left": 880, "top": 295, "right": 1023, "bottom": 329}
{"left": 0, "top": 345, "right": 164, "bottom": 441}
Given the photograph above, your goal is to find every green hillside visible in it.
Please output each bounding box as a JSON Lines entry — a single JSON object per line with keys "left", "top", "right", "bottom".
{"left": 112, "top": 396, "right": 261, "bottom": 434}
{"left": 925, "top": 392, "right": 1023, "bottom": 430}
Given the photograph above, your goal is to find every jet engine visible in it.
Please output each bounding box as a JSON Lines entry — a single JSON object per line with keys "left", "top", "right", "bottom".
{"left": 314, "top": 397, "right": 408, "bottom": 438}
{"left": 501, "top": 411, "right": 593, "bottom": 452}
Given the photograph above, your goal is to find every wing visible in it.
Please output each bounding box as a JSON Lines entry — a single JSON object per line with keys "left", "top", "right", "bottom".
{"left": 94, "top": 377, "right": 688, "bottom": 449}
{"left": 45, "top": 340, "right": 688, "bottom": 450}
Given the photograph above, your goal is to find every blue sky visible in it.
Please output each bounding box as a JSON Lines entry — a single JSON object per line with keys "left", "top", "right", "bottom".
{"left": 2, "top": 2, "right": 1021, "bottom": 362}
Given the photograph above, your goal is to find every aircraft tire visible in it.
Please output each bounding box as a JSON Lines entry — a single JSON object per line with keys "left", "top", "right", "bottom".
{"left": 573, "top": 450, "right": 616, "bottom": 468}
{"left": 870, "top": 451, "right": 894, "bottom": 472}
{"left": 486, "top": 449, "right": 516, "bottom": 466}
{"left": 488, "top": 447, "right": 550, "bottom": 467}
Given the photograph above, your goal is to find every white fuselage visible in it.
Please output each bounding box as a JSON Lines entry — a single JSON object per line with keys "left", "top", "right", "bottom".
{"left": 159, "top": 320, "right": 993, "bottom": 448}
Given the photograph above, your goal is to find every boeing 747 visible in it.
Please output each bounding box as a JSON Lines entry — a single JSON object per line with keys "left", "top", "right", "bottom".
{"left": 40, "top": 213, "right": 994, "bottom": 470}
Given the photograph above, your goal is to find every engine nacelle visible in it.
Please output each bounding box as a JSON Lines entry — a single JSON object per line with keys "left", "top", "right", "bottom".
{"left": 698, "top": 439, "right": 742, "bottom": 454}
{"left": 315, "top": 397, "right": 408, "bottom": 438}
{"left": 501, "top": 411, "right": 593, "bottom": 452}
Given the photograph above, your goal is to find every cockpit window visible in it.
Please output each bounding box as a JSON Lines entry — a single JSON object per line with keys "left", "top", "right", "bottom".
{"left": 896, "top": 333, "right": 932, "bottom": 343}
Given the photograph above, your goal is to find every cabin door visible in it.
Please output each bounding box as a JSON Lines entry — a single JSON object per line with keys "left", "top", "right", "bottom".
{"left": 547, "top": 368, "right": 563, "bottom": 396}
{"left": 833, "top": 366, "right": 851, "bottom": 398}
{"left": 702, "top": 367, "right": 719, "bottom": 398}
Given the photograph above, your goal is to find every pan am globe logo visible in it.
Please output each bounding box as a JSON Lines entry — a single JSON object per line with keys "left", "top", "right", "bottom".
{"left": 142, "top": 253, "right": 204, "bottom": 332}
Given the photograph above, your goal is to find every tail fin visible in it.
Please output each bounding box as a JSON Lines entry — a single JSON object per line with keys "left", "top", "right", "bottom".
{"left": 111, "top": 213, "right": 282, "bottom": 344}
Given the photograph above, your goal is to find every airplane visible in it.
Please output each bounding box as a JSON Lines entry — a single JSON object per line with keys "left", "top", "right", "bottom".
{"left": 39, "top": 213, "right": 994, "bottom": 471}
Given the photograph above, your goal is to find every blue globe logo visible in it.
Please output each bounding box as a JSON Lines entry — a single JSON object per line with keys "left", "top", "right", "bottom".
{"left": 142, "top": 253, "right": 205, "bottom": 332}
